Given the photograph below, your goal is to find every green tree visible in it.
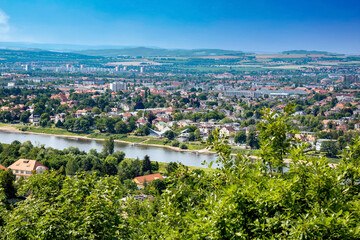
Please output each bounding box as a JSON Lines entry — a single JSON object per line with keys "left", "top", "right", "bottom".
{"left": 258, "top": 104, "right": 298, "bottom": 173}
{"left": 234, "top": 131, "right": 246, "bottom": 144}
{"left": 102, "top": 137, "right": 115, "bottom": 156}
{"left": 0, "top": 169, "right": 16, "bottom": 199}
{"left": 20, "top": 111, "right": 31, "bottom": 123}
{"left": 65, "top": 158, "right": 79, "bottom": 176}
{"left": 164, "top": 130, "right": 175, "bottom": 140}
{"left": 321, "top": 141, "right": 338, "bottom": 158}
{"left": 246, "top": 130, "right": 259, "bottom": 149}
{"left": 142, "top": 155, "right": 152, "bottom": 174}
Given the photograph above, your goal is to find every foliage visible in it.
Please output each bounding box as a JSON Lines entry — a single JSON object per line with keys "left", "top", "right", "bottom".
{"left": 321, "top": 141, "right": 339, "bottom": 158}
{"left": 234, "top": 131, "right": 246, "bottom": 144}
{"left": 258, "top": 104, "right": 299, "bottom": 173}
{"left": 2, "top": 105, "right": 360, "bottom": 238}
{"left": 102, "top": 136, "right": 114, "bottom": 156}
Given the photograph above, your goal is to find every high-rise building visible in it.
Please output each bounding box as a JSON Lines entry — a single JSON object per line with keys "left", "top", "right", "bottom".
{"left": 110, "top": 82, "right": 127, "bottom": 92}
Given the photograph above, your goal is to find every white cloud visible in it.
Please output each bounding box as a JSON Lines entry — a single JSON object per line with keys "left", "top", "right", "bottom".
{"left": 0, "top": 9, "right": 10, "bottom": 35}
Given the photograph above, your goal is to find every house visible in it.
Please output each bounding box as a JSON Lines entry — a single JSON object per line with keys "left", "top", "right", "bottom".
{"left": 122, "top": 112, "right": 133, "bottom": 121}
{"left": 29, "top": 114, "right": 40, "bottom": 125}
{"left": 8, "top": 159, "right": 49, "bottom": 180}
{"left": 120, "top": 194, "right": 154, "bottom": 202}
{"left": 219, "top": 126, "right": 236, "bottom": 137}
{"left": 133, "top": 173, "right": 163, "bottom": 188}
{"left": 136, "top": 118, "right": 147, "bottom": 127}
{"left": 55, "top": 113, "right": 66, "bottom": 123}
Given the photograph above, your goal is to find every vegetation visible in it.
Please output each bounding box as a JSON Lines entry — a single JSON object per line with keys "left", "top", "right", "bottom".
{"left": 1, "top": 106, "right": 360, "bottom": 238}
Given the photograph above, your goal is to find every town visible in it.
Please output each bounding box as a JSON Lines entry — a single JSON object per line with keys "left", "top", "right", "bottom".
{"left": 0, "top": 49, "right": 359, "bottom": 159}
{"left": 1, "top": 0, "right": 360, "bottom": 237}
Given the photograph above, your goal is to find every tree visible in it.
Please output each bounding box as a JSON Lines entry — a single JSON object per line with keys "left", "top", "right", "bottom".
{"left": 194, "top": 129, "right": 201, "bottom": 141}
{"left": 166, "top": 162, "right": 178, "bottom": 175}
{"left": 234, "top": 131, "right": 246, "bottom": 144}
{"left": 115, "top": 121, "right": 128, "bottom": 134}
{"left": 135, "top": 125, "right": 150, "bottom": 136}
{"left": 321, "top": 141, "right": 338, "bottom": 158}
{"left": 92, "top": 107, "right": 101, "bottom": 114}
{"left": 112, "top": 151, "right": 125, "bottom": 164}
{"left": 258, "top": 104, "right": 298, "bottom": 173}
{"left": 20, "top": 111, "right": 31, "bottom": 123}
{"left": 151, "top": 179, "right": 167, "bottom": 195}
{"left": 164, "top": 130, "right": 175, "bottom": 140}
{"left": 338, "top": 136, "right": 347, "bottom": 150}
{"left": 142, "top": 155, "right": 152, "bottom": 174}
{"left": 102, "top": 156, "right": 118, "bottom": 176}
{"left": 246, "top": 131, "right": 259, "bottom": 149}
{"left": 102, "top": 137, "right": 115, "bottom": 156}
{"left": 40, "top": 113, "right": 50, "bottom": 127}
{"left": 65, "top": 158, "right": 79, "bottom": 176}
{"left": 0, "top": 169, "right": 16, "bottom": 199}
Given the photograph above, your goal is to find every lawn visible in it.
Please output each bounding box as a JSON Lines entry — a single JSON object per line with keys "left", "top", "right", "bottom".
{"left": 144, "top": 139, "right": 169, "bottom": 145}
{"left": 187, "top": 143, "right": 206, "bottom": 150}
{"left": 230, "top": 147, "right": 256, "bottom": 155}
{"left": 23, "top": 126, "right": 89, "bottom": 137}
{"left": 120, "top": 136, "right": 147, "bottom": 143}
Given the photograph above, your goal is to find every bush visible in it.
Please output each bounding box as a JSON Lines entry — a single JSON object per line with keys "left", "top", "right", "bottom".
{"left": 171, "top": 141, "right": 180, "bottom": 147}
{"left": 179, "top": 143, "right": 188, "bottom": 149}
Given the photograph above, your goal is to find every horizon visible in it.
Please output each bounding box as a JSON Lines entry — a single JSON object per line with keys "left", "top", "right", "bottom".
{"left": 0, "top": 0, "right": 359, "bottom": 54}
{"left": 0, "top": 41, "right": 358, "bottom": 55}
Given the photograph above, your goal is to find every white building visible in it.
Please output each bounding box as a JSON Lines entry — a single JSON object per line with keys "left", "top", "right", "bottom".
{"left": 110, "top": 82, "right": 127, "bottom": 92}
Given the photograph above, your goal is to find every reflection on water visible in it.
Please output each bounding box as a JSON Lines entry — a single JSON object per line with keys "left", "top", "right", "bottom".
{"left": 0, "top": 130, "right": 217, "bottom": 168}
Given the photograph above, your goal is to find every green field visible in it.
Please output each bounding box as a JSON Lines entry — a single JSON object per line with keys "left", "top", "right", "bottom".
{"left": 144, "top": 139, "right": 168, "bottom": 145}
{"left": 187, "top": 143, "right": 206, "bottom": 150}
{"left": 20, "top": 126, "right": 89, "bottom": 137}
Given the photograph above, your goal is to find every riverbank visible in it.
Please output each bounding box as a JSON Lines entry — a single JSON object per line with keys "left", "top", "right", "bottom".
{"left": 0, "top": 125, "right": 217, "bottom": 156}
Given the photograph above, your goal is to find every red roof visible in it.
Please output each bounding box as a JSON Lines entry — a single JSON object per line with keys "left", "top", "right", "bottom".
{"left": 0, "top": 164, "right": 6, "bottom": 170}
{"left": 134, "top": 173, "right": 163, "bottom": 185}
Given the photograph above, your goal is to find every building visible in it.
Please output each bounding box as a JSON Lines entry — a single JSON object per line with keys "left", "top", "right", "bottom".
{"left": 8, "top": 159, "right": 49, "bottom": 180}
{"left": 29, "top": 113, "right": 40, "bottom": 125}
{"left": 110, "top": 82, "right": 127, "bottom": 92}
{"left": 133, "top": 173, "right": 164, "bottom": 187}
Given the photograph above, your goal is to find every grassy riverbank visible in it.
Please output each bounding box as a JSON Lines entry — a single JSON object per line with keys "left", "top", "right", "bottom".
{"left": 1, "top": 123, "right": 338, "bottom": 163}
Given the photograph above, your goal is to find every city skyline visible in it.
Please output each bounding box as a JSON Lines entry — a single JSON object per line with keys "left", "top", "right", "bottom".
{"left": 0, "top": 0, "right": 359, "bottom": 53}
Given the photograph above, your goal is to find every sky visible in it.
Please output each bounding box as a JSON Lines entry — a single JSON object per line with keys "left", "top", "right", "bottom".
{"left": 0, "top": 0, "right": 359, "bottom": 53}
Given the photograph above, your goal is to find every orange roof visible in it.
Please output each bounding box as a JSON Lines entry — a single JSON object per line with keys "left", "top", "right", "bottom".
{"left": 8, "top": 159, "right": 48, "bottom": 172}
{"left": 134, "top": 173, "right": 163, "bottom": 185}
{"left": 0, "top": 164, "right": 6, "bottom": 170}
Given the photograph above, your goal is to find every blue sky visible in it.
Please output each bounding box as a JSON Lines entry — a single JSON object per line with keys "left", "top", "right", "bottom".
{"left": 0, "top": 0, "right": 359, "bottom": 53}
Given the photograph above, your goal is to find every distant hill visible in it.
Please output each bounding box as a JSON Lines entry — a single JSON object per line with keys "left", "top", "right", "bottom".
{"left": 0, "top": 48, "right": 101, "bottom": 62}
{"left": 73, "top": 47, "right": 245, "bottom": 57}
{"left": 281, "top": 50, "right": 337, "bottom": 55}
{"left": 0, "top": 42, "right": 130, "bottom": 51}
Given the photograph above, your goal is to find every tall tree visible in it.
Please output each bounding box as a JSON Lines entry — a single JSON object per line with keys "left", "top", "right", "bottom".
{"left": 102, "top": 137, "right": 115, "bottom": 156}
{"left": 142, "top": 155, "right": 152, "bottom": 174}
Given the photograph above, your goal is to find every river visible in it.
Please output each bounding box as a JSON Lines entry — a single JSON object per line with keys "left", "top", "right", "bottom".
{"left": 0, "top": 130, "right": 217, "bottom": 168}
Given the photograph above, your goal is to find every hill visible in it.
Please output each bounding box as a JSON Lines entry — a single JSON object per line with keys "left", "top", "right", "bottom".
{"left": 281, "top": 50, "right": 337, "bottom": 55}
{"left": 73, "top": 47, "right": 245, "bottom": 57}
{"left": 0, "top": 48, "right": 102, "bottom": 62}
